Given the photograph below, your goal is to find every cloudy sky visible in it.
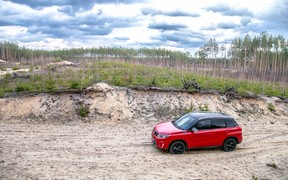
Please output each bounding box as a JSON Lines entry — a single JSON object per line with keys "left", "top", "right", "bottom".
{"left": 0, "top": 0, "right": 287, "bottom": 53}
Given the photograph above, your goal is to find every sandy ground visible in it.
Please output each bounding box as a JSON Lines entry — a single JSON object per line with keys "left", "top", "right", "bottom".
{"left": 1, "top": 117, "right": 288, "bottom": 180}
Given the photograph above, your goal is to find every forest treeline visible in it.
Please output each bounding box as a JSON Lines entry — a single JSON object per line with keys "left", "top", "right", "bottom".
{"left": 0, "top": 42, "right": 190, "bottom": 62}
{"left": 0, "top": 32, "right": 287, "bottom": 83}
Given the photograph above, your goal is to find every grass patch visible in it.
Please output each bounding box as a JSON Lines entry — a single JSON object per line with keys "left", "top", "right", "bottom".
{"left": 69, "top": 80, "right": 81, "bottom": 89}
{"left": 45, "top": 79, "right": 57, "bottom": 92}
{"left": 0, "top": 61, "right": 287, "bottom": 98}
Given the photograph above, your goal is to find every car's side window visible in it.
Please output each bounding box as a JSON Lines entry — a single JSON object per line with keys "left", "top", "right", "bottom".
{"left": 211, "top": 119, "right": 227, "bottom": 129}
{"left": 195, "top": 120, "right": 211, "bottom": 130}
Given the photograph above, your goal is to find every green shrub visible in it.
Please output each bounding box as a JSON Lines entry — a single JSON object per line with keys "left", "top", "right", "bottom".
{"left": 29, "top": 66, "right": 34, "bottom": 72}
{"left": 77, "top": 105, "right": 90, "bottom": 117}
{"left": 12, "top": 67, "right": 20, "bottom": 71}
{"left": 15, "top": 85, "right": 25, "bottom": 92}
{"left": 198, "top": 103, "right": 209, "bottom": 111}
{"left": 1, "top": 68, "right": 6, "bottom": 71}
{"left": 267, "top": 102, "right": 276, "bottom": 112}
{"left": 186, "top": 102, "right": 196, "bottom": 113}
{"left": 3, "top": 73, "right": 11, "bottom": 83}
{"left": 15, "top": 84, "right": 30, "bottom": 92}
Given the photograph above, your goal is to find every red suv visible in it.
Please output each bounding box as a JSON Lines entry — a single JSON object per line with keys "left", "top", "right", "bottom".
{"left": 152, "top": 112, "right": 242, "bottom": 154}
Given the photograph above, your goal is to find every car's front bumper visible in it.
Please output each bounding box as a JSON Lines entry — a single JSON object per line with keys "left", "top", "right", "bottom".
{"left": 151, "top": 134, "right": 168, "bottom": 149}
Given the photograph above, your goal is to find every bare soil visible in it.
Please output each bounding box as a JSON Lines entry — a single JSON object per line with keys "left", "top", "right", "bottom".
{"left": 1, "top": 117, "right": 288, "bottom": 180}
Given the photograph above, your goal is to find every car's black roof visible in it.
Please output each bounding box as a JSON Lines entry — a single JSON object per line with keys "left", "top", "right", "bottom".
{"left": 188, "top": 111, "right": 233, "bottom": 121}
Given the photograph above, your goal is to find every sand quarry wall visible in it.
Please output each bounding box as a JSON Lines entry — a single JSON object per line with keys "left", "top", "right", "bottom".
{"left": 0, "top": 83, "right": 287, "bottom": 123}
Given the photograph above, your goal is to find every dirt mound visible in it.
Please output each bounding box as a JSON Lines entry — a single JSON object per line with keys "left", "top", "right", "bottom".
{"left": 48, "top": 60, "right": 76, "bottom": 66}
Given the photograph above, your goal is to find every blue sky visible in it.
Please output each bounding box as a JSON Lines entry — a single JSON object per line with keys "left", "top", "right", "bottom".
{"left": 0, "top": 0, "right": 287, "bottom": 53}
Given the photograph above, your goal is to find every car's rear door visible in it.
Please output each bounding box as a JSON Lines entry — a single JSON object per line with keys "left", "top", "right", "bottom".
{"left": 208, "top": 118, "right": 228, "bottom": 146}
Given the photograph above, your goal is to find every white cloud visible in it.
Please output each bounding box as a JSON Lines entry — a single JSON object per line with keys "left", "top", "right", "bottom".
{"left": 0, "top": 26, "right": 27, "bottom": 37}
{"left": 19, "top": 38, "right": 69, "bottom": 50}
{"left": 0, "top": 0, "right": 286, "bottom": 54}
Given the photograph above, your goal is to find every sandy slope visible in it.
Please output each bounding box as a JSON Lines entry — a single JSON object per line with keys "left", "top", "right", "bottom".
{"left": 1, "top": 117, "right": 288, "bottom": 180}
{"left": 0, "top": 84, "right": 288, "bottom": 179}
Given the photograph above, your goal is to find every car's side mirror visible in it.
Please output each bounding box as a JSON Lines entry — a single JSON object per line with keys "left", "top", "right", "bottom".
{"left": 192, "top": 127, "right": 198, "bottom": 132}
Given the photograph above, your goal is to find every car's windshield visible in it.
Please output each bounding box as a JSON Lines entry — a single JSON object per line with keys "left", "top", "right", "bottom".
{"left": 172, "top": 114, "right": 196, "bottom": 130}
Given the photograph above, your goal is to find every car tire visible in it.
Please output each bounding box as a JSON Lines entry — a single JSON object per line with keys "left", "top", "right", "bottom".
{"left": 169, "top": 141, "right": 185, "bottom": 154}
{"left": 223, "top": 138, "right": 237, "bottom": 152}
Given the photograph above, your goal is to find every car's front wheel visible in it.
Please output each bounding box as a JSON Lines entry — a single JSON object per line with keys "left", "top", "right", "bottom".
{"left": 223, "top": 138, "right": 237, "bottom": 152}
{"left": 169, "top": 141, "right": 185, "bottom": 154}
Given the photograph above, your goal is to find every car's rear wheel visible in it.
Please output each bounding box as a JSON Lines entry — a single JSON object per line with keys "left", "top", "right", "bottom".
{"left": 169, "top": 141, "right": 185, "bottom": 154}
{"left": 223, "top": 138, "right": 237, "bottom": 152}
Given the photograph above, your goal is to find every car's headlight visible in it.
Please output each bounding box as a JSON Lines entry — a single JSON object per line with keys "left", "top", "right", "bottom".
{"left": 157, "top": 133, "right": 170, "bottom": 139}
